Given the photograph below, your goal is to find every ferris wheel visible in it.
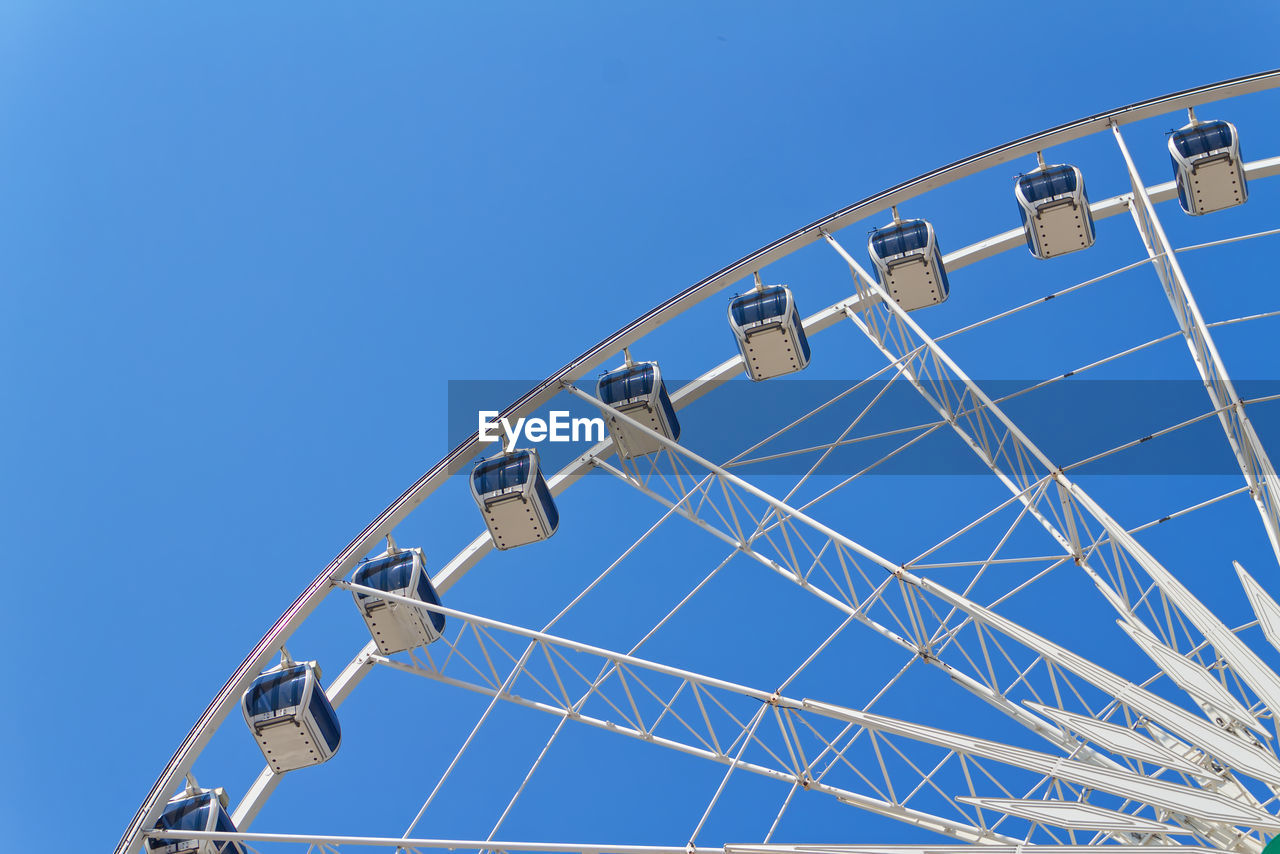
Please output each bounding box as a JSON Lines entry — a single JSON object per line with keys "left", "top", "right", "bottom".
{"left": 120, "top": 69, "right": 1280, "bottom": 854}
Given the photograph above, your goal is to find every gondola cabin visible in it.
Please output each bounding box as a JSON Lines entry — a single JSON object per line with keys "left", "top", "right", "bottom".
{"left": 146, "top": 786, "right": 244, "bottom": 854}
{"left": 867, "top": 218, "right": 950, "bottom": 311}
{"left": 240, "top": 660, "right": 341, "bottom": 773}
{"left": 1169, "top": 119, "right": 1247, "bottom": 215}
{"left": 596, "top": 359, "right": 681, "bottom": 459}
{"left": 351, "top": 546, "right": 446, "bottom": 653}
{"left": 1014, "top": 163, "right": 1095, "bottom": 259}
{"left": 471, "top": 448, "right": 559, "bottom": 549}
{"left": 728, "top": 284, "right": 811, "bottom": 381}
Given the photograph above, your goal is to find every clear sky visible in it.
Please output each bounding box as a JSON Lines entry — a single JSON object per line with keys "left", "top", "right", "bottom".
{"left": 5, "top": 2, "right": 1280, "bottom": 850}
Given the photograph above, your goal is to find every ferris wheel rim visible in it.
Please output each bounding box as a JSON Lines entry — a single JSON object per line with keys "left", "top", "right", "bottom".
{"left": 118, "top": 67, "right": 1280, "bottom": 854}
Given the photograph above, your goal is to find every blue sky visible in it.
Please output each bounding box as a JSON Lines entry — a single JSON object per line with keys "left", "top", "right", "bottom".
{"left": 5, "top": 2, "right": 1280, "bottom": 850}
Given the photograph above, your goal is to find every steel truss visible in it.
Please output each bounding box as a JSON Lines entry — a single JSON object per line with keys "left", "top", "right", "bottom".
{"left": 1111, "top": 122, "right": 1280, "bottom": 564}
{"left": 118, "top": 71, "right": 1280, "bottom": 854}
{"left": 559, "top": 387, "right": 1280, "bottom": 848}
{"left": 134, "top": 833, "right": 1240, "bottom": 854}
{"left": 218, "top": 220, "right": 1280, "bottom": 851}
{"left": 818, "top": 229, "right": 1280, "bottom": 757}
{"left": 339, "top": 582, "right": 1280, "bottom": 846}
{"left": 248, "top": 266, "right": 1280, "bottom": 854}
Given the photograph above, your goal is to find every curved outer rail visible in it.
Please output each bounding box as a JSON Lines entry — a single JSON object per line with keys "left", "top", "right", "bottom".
{"left": 228, "top": 148, "right": 1280, "bottom": 829}
{"left": 117, "top": 68, "right": 1280, "bottom": 854}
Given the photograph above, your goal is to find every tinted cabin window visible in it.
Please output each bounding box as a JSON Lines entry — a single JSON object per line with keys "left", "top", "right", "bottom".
{"left": 1019, "top": 202, "right": 1035, "bottom": 251}
{"left": 731, "top": 288, "right": 789, "bottom": 326}
{"left": 416, "top": 573, "right": 446, "bottom": 633}
{"left": 657, "top": 386, "right": 682, "bottom": 441}
{"left": 354, "top": 552, "right": 418, "bottom": 598}
{"left": 1019, "top": 166, "right": 1078, "bottom": 202}
{"left": 935, "top": 250, "right": 952, "bottom": 297}
{"left": 795, "top": 309, "right": 812, "bottom": 362}
{"left": 534, "top": 474, "right": 560, "bottom": 531}
{"left": 245, "top": 666, "right": 308, "bottom": 716}
{"left": 599, "top": 366, "right": 656, "bottom": 404}
{"left": 473, "top": 454, "right": 531, "bottom": 494}
{"left": 153, "top": 794, "right": 211, "bottom": 846}
{"left": 211, "top": 806, "right": 241, "bottom": 854}
{"left": 1173, "top": 122, "right": 1234, "bottom": 158}
{"left": 160, "top": 795, "right": 210, "bottom": 831}
{"left": 871, "top": 222, "right": 929, "bottom": 258}
{"left": 308, "top": 690, "right": 342, "bottom": 753}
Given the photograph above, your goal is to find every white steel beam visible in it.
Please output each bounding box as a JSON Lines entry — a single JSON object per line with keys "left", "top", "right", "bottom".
{"left": 802, "top": 700, "right": 1278, "bottom": 830}
{"left": 576, "top": 451, "right": 1117, "bottom": 799}
{"left": 1117, "top": 620, "right": 1265, "bottom": 736}
{"left": 142, "top": 833, "right": 1236, "bottom": 854}
{"left": 955, "top": 796, "right": 1190, "bottom": 835}
{"left": 822, "top": 228, "right": 1280, "bottom": 750}
{"left": 581, "top": 449, "right": 1089, "bottom": 757}
{"left": 346, "top": 587, "right": 1016, "bottom": 844}
{"left": 143, "top": 831, "right": 690, "bottom": 853}
{"left": 561, "top": 386, "right": 1110, "bottom": 757}
{"left": 1112, "top": 122, "right": 1280, "bottom": 567}
{"left": 562, "top": 385, "right": 1273, "bottom": 849}
{"left": 1022, "top": 702, "right": 1211, "bottom": 776}
{"left": 343, "top": 584, "right": 1258, "bottom": 845}
{"left": 119, "top": 71, "right": 1280, "bottom": 851}
{"left": 433, "top": 155, "right": 1280, "bottom": 595}
{"left": 914, "top": 577, "right": 1280, "bottom": 789}
{"left": 1237, "top": 561, "right": 1280, "bottom": 654}
{"left": 726, "top": 846, "right": 1227, "bottom": 854}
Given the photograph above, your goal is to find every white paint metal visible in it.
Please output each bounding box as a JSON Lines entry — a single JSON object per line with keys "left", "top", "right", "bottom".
{"left": 567, "top": 381, "right": 1274, "bottom": 846}
{"left": 1117, "top": 620, "right": 1266, "bottom": 736}
{"left": 823, "top": 220, "right": 1280, "bottom": 775}
{"left": 954, "top": 797, "right": 1186, "bottom": 834}
{"left": 120, "top": 70, "right": 1280, "bottom": 854}
{"left": 803, "top": 700, "right": 1279, "bottom": 829}
{"left": 1237, "top": 561, "right": 1280, "bottom": 655}
{"left": 1114, "top": 122, "right": 1280, "bottom": 569}
{"left": 918, "top": 576, "right": 1280, "bottom": 789}
{"left": 1022, "top": 702, "right": 1209, "bottom": 776}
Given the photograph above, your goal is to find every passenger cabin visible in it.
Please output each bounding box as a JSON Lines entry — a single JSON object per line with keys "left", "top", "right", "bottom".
{"left": 867, "top": 216, "right": 950, "bottom": 311}
{"left": 240, "top": 659, "right": 341, "bottom": 773}
{"left": 1014, "top": 162, "right": 1095, "bottom": 259}
{"left": 728, "top": 281, "right": 811, "bottom": 381}
{"left": 146, "top": 786, "right": 244, "bottom": 854}
{"left": 1169, "top": 117, "right": 1247, "bottom": 215}
{"left": 351, "top": 546, "right": 446, "bottom": 652}
{"left": 471, "top": 449, "right": 559, "bottom": 549}
{"left": 597, "top": 358, "right": 681, "bottom": 459}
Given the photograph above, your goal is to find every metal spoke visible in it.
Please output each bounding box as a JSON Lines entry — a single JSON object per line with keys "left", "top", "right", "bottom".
{"left": 821, "top": 226, "right": 1280, "bottom": 752}
{"left": 560, "top": 381, "right": 1280, "bottom": 843}
{"left": 119, "top": 72, "right": 1280, "bottom": 854}
{"left": 1113, "top": 121, "right": 1280, "bottom": 565}
{"left": 345, "top": 581, "right": 1278, "bottom": 846}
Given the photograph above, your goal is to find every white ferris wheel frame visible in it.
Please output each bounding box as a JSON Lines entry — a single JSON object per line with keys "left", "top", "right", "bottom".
{"left": 120, "top": 68, "right": 1280, "bottom": 854}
